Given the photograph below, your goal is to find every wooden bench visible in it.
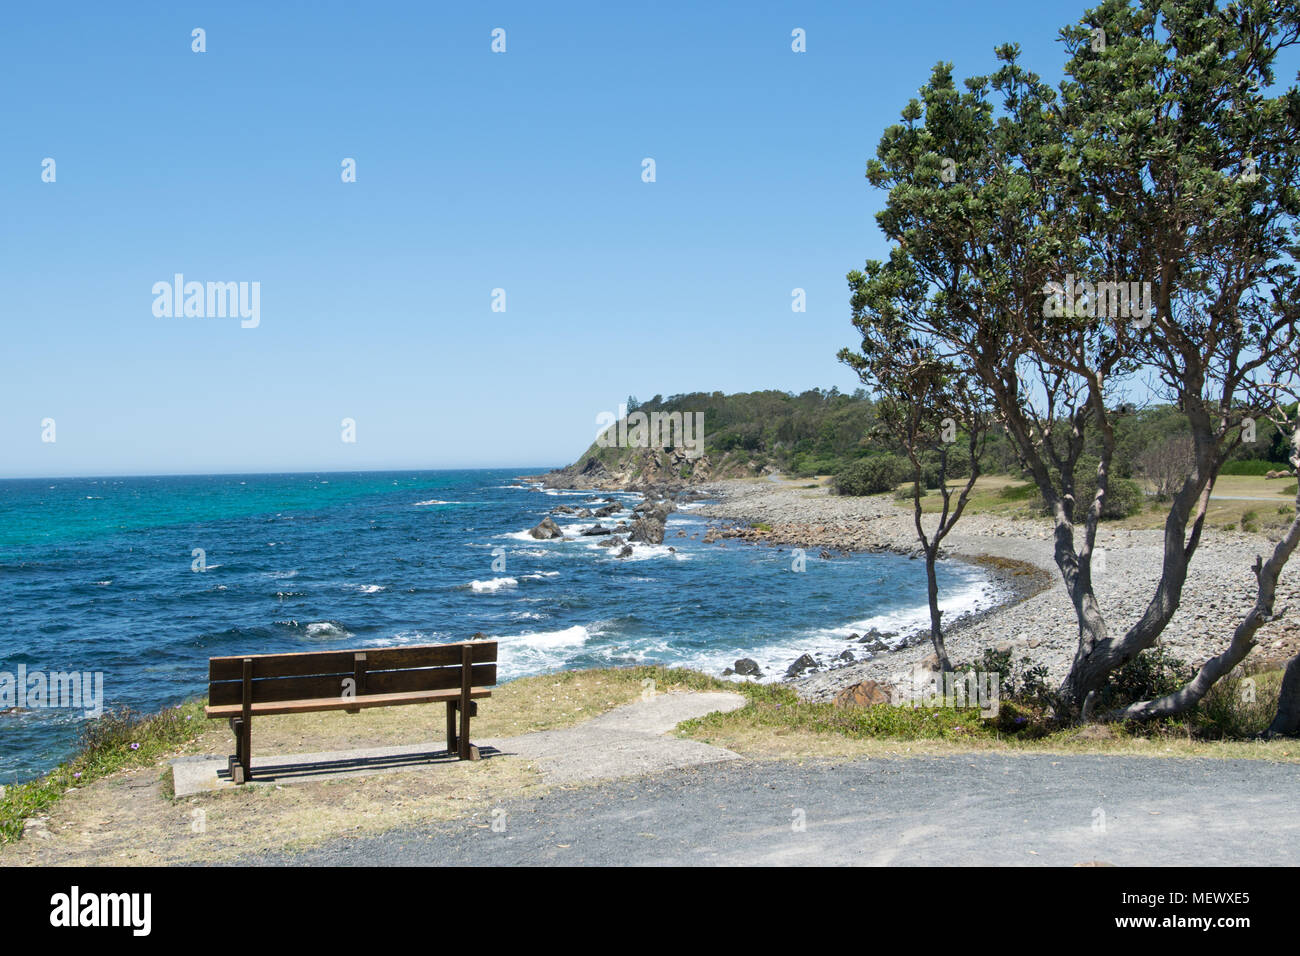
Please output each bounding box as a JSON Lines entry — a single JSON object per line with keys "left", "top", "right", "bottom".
{"left": 204, "top": 639, "right": 497, "bottom": 784}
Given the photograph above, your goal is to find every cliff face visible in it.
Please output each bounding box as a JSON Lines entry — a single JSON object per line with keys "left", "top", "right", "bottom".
{"left": 536, "top": 445, "right": 773, "bottom": 491}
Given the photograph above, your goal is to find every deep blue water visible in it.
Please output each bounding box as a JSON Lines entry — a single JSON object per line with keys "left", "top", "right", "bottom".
{"left": 0, "top": 469, "right": 997, "bottom": 782}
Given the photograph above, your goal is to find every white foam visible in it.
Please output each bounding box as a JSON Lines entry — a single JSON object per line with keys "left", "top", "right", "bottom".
{"left": 469, "top": 576, "right": 518, "bottom": 592}
{"left": 493, "top": 624, "right": 592, "bottom": 673}
{"left": 305, "top": 621, "right": 352, "bottom": 640}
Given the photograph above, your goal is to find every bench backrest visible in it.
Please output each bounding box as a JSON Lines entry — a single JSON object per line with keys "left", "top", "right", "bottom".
{"left": 208, "top": 640, "right": 498, "bottom": 707}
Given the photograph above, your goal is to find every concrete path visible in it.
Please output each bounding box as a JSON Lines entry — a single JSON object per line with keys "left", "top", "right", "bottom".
{"left": 172, "top": 690, "right": 745, "bottom": 797}
{"left": 243, "top": 753, "right": 1300, "bottom": 866}
{"left": 481, "top": 691, "right": 745, "bottom": 785}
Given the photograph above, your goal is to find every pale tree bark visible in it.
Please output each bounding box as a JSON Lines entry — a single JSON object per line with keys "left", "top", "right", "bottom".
{"left": 1266, "top": 654, "right": 1300, "bottom": 737}
{"left": 1117, "top": 422, "right": 1300, "bottom": 723}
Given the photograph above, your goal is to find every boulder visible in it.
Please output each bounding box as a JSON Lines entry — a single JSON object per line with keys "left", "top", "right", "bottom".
{"left": 833, "top": 680, "right": 893, "bottom": 709}
{"left": 616, "top": 545, "right": 634, "bottom": 558}
{"left": 733, "top": 658, "right": 762, "bottom": 677}
{"left": 631, "top": 515, "right": 670, "bottom": 546}
{"left": 528, "top": 517, "right": 565, "bottom": 540}
{"left": 581, "top": 524, "right": 615, "bottom": 536}
{"left": 597, "top": 535, "right": 626, "bottom": 548}
{"left": 785, "top": 653, "right": 818, "bottom": 678}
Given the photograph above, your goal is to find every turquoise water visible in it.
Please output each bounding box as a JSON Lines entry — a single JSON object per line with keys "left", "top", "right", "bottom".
{"left": 0, "top": 469, "right": 998, "bottom": 781}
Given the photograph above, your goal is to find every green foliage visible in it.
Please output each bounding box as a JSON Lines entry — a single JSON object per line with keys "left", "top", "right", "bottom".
{"left": 833, "top": 454, "right": 909, "bottom": 495}
{"left": 1221, "top": 459, "right": 1284, "bottom": 476}
{"left": 1, "top": 699, "right": 208, "bottom": 844}
{"left": 1194, "top": 669, "right": 1284, "bottom": 740}
{"left": 954, "top": 648, "right": 1056, "bottom": 713}
{"left": 1035, "top": 456, "right": 1143, "bottom": 520}
{"left": 579, "top": 388, "right": 882, "bottom": 478}
{"left": 997, "top": 481, "right": 1036, "bottom": 500}
{"left": 1093, "top": 647, "right": 1194, "bottom": 713}
{"left": 678, "top": 682, "right": 1002, "bottom": 742}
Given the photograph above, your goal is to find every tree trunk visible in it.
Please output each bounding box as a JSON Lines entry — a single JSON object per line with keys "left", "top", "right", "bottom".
{"left": 1121, "top": 422, "right": 1300, "bottom": 723}
{"left": 1266, "top": 654, "right": 1300, "bottom": 737}
{"left": 924, "top": 544, "right": 951, "bottom": 671}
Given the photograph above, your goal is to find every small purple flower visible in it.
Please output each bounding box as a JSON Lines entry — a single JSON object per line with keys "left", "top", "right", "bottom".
{"left": 73, "top": 772, "right": 81, "bottom": 779}
{"left": 130, "top": 743, "right": 140, "bottom": 750}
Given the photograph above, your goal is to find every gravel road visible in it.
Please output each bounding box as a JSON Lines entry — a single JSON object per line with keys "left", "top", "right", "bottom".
{"left": 241, "top": 753, "right": 1300, "bottom": 866}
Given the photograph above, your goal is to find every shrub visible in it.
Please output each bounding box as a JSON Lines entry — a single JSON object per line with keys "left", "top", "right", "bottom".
{"left": 1220, "top": 459, "right": 1281, "bottom": 476}
{"left": 1035, "top": 457, "right": 1143, "bottom": 520}
{"left": 1093, "top": 646, "right": 1193, "bottom": 712}
{"left": 833, "top": 455, "right": 909, "bottom": 496}
{"left": 998, "top": 481, "right": 1036, "bottom": 500}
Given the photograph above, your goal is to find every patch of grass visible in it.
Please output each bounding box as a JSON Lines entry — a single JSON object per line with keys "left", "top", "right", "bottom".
{"left": 679, "top": 682, "right": 1011, "bottom": 743}
{"left": 478, "top": 666, "right": 733, "bottom": 737}
{"left": 752, "top": 521, "right": 773, "bottom": 532}
{"left": 0, "top": 698, "right": 208, "bottom": 844}
{"left": 997, "top": 481, "right": 1037, "bottom": 500}
{"left": 679, "top": 654, "right": 1296, "bottom": 760}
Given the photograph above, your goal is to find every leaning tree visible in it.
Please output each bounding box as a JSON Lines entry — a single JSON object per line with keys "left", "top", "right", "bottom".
{"left": 848, "top": 0, "right": 1300, "bottom": 718}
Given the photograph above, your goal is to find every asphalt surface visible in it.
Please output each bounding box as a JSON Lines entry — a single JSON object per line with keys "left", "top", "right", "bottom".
{"left": 247, "top": 753, "right": 1300, "bottom": 866}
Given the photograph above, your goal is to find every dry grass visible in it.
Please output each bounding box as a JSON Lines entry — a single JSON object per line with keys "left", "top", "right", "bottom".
{"left": 0, "top": 667, "right": 721, "bottom": 867}
{"left": 912, "top": 474, "right": 1295, "bottom": 532}
{"left": 680, "top": 718, "right": 1300, "bottom": 762}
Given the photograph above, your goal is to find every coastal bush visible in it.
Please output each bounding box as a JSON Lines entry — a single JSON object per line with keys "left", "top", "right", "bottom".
{"left": 1092, "top": 647, "right": 1193, "bottom": 714}
{"left": 1194, "top": 668, "right": 1284, "bottom": 739}
{"left": 1033, "top": 457, "right": 1143, "bottom": 520}
{"left": 1220, "top": 459, "right": 1283, "bottom": 476}
{"left": 954, "top": 648, "right": 1057, "bottom": 715}
{"left": 997, "top": 481, "right": 1036, "bottom": 501}
{"left": 833, "top": 454, "right": 908, "bottom": 496}
{"left": 0, "top": 699, "right": 207, "bottom": 844}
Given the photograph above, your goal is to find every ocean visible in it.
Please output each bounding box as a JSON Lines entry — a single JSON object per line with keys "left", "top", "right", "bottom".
{"left": 0, "top": 469, "right": 999, "bottom": 782}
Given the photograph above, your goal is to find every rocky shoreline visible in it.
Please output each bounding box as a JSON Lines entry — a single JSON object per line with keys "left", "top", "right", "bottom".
{"left": 690, "top": 478, "right": 1300, "bottom": 701}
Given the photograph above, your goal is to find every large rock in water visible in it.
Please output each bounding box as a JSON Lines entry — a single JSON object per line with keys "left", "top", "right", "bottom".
{"left": 628, "top": 515, "right": 666, "bottom": 545}
{"left": 733, "top": 658, "right": 762, "bottom": 677}
{"left": 628, "top": 499, "right": 676, "bottom": 545}
{"left": 528, "top": 516, "right": 565, "bottom": 540}
{"left": 834, "top": 680, "right": 893, "bottom": 709}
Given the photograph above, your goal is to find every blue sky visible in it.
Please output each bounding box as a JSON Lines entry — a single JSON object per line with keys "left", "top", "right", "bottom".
{"left": 2, "top": 0, "right": 1091, "bottom": 477}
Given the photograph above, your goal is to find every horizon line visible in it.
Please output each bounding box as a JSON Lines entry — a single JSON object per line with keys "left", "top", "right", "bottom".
{"left": 0, "top": 465, "right": 563, "bottom": 483}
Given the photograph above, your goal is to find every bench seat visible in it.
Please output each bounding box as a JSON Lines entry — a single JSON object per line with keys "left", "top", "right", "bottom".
{"left": 205, "top": 639, "right": 498, "bottom": 783}
{"left": 204, "top": 686, "right": 494, "bottom": 720}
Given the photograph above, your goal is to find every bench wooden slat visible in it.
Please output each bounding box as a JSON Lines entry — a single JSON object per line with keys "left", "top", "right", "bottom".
{"left": 204, "top": 686, "right": 493, "bottom": 719}
{"left": 208, "top": 641, "right": 497, "bottom": 681}
{"left": 208, "top": 663, "right": 497, "bottom": 706}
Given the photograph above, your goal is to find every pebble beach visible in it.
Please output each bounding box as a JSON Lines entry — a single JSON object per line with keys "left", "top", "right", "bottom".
{"left": 695, "top": 478, "right": 1300, "bottom": 701}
